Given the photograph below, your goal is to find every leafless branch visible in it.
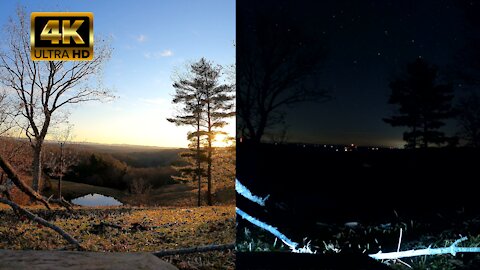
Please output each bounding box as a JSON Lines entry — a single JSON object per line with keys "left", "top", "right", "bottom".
{"left": 0, "top": 197, "right": 82, "bottom": 250}
{"left": 0, "top": 6, "right": 113, "bottom": 192}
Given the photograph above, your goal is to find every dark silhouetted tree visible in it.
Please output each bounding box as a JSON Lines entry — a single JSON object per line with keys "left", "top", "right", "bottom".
{"left": 384, "top": 58, "right": 455, "bottom": 148}
{"left": 237, "top": 2, "right": 329, "bottom": 143}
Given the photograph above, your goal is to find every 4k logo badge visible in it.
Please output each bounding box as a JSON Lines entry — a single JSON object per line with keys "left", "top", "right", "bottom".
{"left": 31, "top": 12, "right": 93, "bottom": 61}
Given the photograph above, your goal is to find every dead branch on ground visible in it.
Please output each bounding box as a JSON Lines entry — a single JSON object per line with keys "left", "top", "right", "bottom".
{"left": 0, "top": 197, "right": 83, "bottom": 250}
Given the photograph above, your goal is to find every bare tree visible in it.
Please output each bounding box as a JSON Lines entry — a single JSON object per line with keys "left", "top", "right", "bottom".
{"left": 0, "top": 89, "right": 14, "bottom": 201}
{"left": 0, "top": 7, "right": 112, "bottom": 192}
{"left": 0, "top": 90, "right": 8, "bottom": 135}
{"left": 0, "top": 88, "right": 19, "bottom": 137}
{"left": 44, "top": 124, "right": 77, "bottom": 200}
{"left": 237, "top": 4, "right": 330, "bottom": 143}
{"left": 0, "top": 36, "right": 79, "bottom": 247}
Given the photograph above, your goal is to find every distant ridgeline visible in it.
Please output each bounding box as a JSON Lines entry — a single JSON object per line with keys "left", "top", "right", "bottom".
{"left": 237, "top": 141, "right": 480, "bottom": 240}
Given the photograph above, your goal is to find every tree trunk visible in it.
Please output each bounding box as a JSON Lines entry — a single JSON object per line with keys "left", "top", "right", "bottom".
{"left": 207, "top": 138, "right": 213, "bottom": 206}
{"left": 197, "top": 164, "right": 201, "bottom": 207}
{"left": 245, "top": 119, "right": 258, "bottom": 143}
{"left": 32, "top": 141, "right": 43, "bottom": 192}
{"left": 58, "top": 143, "right": 64, "bottom": 199}
{"left": 196, "top": 122, "right": 201, "bottom": 207}
{"left": 253, "top": 115, "right": 268, "bottom": 144}
{"left": 58, "top": 174, "right": 63, "bottom": 199}
{"left": 206, "top": 101, "right": 213, "bottom": 206}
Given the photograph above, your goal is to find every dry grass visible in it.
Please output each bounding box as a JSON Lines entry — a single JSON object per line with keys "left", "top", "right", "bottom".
{"left": 0, "top": 205, "right": 235, "bottom": 269}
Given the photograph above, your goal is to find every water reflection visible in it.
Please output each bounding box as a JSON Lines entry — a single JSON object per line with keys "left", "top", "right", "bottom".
{"left": 71, "top": 193, "right": 123, "bottom": 207}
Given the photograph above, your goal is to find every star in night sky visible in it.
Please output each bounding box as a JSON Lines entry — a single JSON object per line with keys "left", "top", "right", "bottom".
{"left": 239, "top": 0, "right": 476, "bottom": 147}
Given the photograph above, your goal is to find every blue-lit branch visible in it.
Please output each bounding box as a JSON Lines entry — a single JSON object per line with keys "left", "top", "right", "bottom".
{"left": 235, "top": 178, "right": 269, "bottom": 206}
{"left": 235, "top": 179, "right": 480, "bottom": 260}
{"left": 236, "top": 207, "right": 315, "bottom": 253}
{"left": 369, "top": 237, "right": 480, "bottom": 260}
{"left": 236, "top": 178, "right": 313, "bottom": 253}
{"left": 236, "top": 207, "right": 298, "bottom": 248}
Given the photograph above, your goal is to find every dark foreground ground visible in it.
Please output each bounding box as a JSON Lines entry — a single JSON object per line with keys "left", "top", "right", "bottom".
{"left": 236, "top": 142, "right": 480, "bottom": 269}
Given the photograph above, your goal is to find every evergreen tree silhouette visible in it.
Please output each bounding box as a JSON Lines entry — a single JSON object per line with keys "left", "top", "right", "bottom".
{"left": 384, "top": 58, "right": 455, "bottom": 148}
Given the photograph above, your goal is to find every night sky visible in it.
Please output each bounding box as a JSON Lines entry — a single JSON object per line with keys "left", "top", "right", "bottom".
{"left": 239, "top": 0, "right": 474, "bottom": 147}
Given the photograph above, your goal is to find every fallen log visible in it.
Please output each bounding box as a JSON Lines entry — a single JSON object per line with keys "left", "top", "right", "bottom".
{"left": 0, "top": 155, "right": 50, "bottom": 209}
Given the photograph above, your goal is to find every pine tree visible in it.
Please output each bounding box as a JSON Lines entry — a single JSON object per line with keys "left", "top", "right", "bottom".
{"left": 168, "top": 58, "right": 234, "bottom": 206}
{"left": 198, "top": 59, "right": 235, "bottom": 205}
{"left": 167, "top": 60, "right": 208, "bottom": 206}
{"left": 384, "top": 58, "right": 455, "bottom": 148}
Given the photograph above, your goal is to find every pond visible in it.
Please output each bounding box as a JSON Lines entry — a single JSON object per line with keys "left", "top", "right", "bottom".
{"left": 71, "top": 193, "right": 123, "bottom": 207}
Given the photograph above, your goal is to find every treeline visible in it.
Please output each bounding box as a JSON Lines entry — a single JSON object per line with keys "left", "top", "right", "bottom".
{"left": 110, "top": 149, "right": 182, "bottom": 168}
{"left": 43, "top": 148, "right": 180, "bottom": 192}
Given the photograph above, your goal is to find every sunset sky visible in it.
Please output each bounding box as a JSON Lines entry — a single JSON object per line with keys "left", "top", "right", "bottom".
{"left": 0, "top": 0, "right": 235, "bottom": 147}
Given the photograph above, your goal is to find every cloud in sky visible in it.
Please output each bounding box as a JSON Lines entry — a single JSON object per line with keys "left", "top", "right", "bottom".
{"left": 136, "top": 34, "right": 147, "bottom": 43}
{"left": 159, "top": 49, "right": 173, "bottom": 57}
{"left": 143, "top": 49, "right": 174, "bottom": 59}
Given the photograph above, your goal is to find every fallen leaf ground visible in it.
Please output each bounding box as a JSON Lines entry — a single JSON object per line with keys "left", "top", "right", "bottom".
{"left": 0, "top": 205, "right": 235, "bottom": 270}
